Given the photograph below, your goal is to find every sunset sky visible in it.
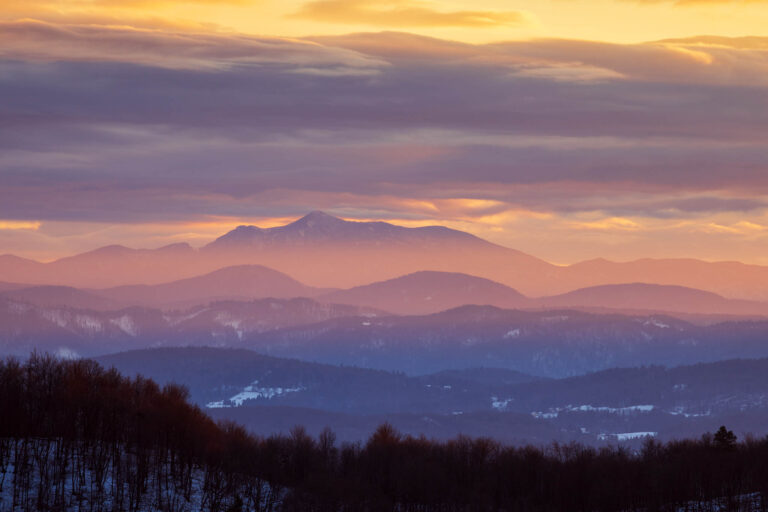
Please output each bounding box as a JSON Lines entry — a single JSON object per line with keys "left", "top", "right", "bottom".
{"left": 1, "top": 0, "right": 767, "bottom": 264}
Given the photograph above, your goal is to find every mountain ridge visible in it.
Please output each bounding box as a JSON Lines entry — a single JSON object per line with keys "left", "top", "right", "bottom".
{"left": 3, "top": 212, "right": 768, "bottom": 299}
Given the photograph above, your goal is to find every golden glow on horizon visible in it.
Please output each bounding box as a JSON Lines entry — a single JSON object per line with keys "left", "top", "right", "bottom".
{"left": 3, "top": 209, "right": 768, "bottom": 267}
{"left": 3, "top": 0, "right": 768, "bottom": 44}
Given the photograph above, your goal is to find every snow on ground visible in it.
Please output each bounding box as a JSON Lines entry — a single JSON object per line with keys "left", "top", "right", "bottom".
{"left": 75, "top": 314, "right": 103, "bottom": 332}
{"left": 41, "top": 309, "right": 69, "bottom": 328}
{"left": 5, "top": 301, "right": 32, "bottom": 315}
{"left": 669, "top": 406, "right": 711, "bottom": 418}
{"left": 598, "top": 432, "right": 657, "bottom": 441}
{"left": 644, "top": 319, "right": 670, "bottom": 329}
{"left": 0, "top": 438, "right": 280, "bottom": 512}
{"left": 491, "top": 397, "right": 513, "bottom": 411}
{"left": 676, "top": 493, "right": 763, "bottom": 512}
{"left": 530, "top": 404, "right": 655, "bottom": 418}
{"left": 55, "top": 347, "right": 80, "bottom": 360}
{"left": 206, "top": 381, "right": 305, "bottom": 408}
{"left": 110, "top": 314, "right": 138, "bottom": 336}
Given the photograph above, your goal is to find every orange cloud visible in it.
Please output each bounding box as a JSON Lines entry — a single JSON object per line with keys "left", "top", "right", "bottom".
{"left": 655, "top": 36, "right": 768, "bottom": 50}
{"left": 0, "top": 19, "right": 386, "bottom": 71}
{"left": 291, "top": 0, "right": 527, "bottom": 27}
{"left": 569, "top": 217, "right": 643, "bottom": 232}
{"left": 0, "top": 220, "right": 41, "bottom": 231}
{"left": 0, "top": 0, "right": 254, "bottom": 8}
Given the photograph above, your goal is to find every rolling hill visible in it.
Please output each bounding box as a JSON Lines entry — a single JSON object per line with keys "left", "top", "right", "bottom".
{"left": 94, "top": 264, "right": 325, "bottom": 309}
{"left": 538, "top": 283, "right": 768, "bottom": 316}
{"left": 322, "top": 271, "right": 530, "bottom": 315}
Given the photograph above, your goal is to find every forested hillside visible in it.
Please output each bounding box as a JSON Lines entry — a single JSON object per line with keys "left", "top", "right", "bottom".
{"left": 1, "top": 354, "right": 768, "bottom": 511}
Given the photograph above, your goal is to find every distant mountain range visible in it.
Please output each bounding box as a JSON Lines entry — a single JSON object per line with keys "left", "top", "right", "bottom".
{"left": 2, "top": 265, "right": 767, "bottom": 319}
{"left": 97, "top": 347, "right": 768, "bottom": 445}
{"left": 538, "top": 283, "right": 768, "bottom": 317}
{"left": 0, "top": 296, "right": 379, "bottom": 358}
{"left": 4, "top": 211, "right": 768, "bottom": 300}
{"left": 5, "top": 294, "right": 768, "bottom": 377}
{"left": 241, "top": 305, "right": 768, "bottom": 376}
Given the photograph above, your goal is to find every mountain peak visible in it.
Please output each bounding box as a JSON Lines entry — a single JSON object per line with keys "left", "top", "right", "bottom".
{"left": 204, "top": 211, "right": 502, "bottom": 253}
{"left": 290, "top": 210, "right": 346, "bottom": 228}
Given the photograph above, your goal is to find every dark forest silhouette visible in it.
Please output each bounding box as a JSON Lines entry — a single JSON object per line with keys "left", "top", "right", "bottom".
{"left": 1, "top": 354, "right": 767, "bottom": 511}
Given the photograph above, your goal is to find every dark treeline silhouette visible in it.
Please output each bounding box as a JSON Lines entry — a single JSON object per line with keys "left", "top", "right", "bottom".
{"left": 1, "top": 354, "right": 767, "bottom": 511}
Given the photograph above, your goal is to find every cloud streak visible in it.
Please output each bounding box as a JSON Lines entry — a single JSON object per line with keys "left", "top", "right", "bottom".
{"left": 0, "top": 20, "right": 385, "bottom": 71}
{"left": 1, "top": 24, "right": 767, "bottom": 262}
{"left": 291, "top": 0, "right": 527, "bottom": 27}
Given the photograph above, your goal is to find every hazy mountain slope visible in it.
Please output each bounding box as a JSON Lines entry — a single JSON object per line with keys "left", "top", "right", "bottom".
{"left": 6, "top": 294, "right": 768, "bottom": 377}
{"left": 539, "top": 283, "right": 768, "bottom": 316}
{"left": 96, "top": 347, "right": 494, "bottom": 414}
{"left": 323, "top": 271, "right": 530, "bottom": 315}
{"left": 0, "top": 255, "right": 44, "bottom": 278}
{"left": 94, "top": 265, "right": 324, "bottom": 308}
{"left": 0, "top": 297, "right": 382, "bottom": 357}
{"left": 498, "top": 358, "right": 768, "bottom": 413}
{"left": 561, "top": 258, "right": 768, "bottom": 301}
{"left": 0, "top": 281, "right": 30, "bottom": 293}
{"left": 95, "top": 347, "right": 768, "bottom": 445}
{"left": 242, "top": 306, "right": 768, "bottom": 376}
{"left": 5, "top": 212, "right": 768, "bottom": 299}
{"left": 420, "top": 367, "right": 545, "bottom": 387}
{"left": 202, "top": 211, "right": 557, "bottom": 290}
{"left": 0, "top": 213, "right": 555, "bottom": 291}
{"left": 0, "top": 286, "right": 124, "bottom": 311}
{"left": 0, "top": 299, "right": 168, "bottom": 357}
{"left": 0, "top": 243, "right": 205, "bottom": 288}
{"left": 205, "top": 211, "right": 489, "bottom": 249}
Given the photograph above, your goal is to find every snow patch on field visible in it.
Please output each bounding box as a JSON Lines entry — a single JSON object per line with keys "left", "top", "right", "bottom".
{"left": 206, "top": 381, "right": 305, "bottom": 408}
{"left": 110, "top": 315, "right": 137, "bottom": 336}
{"left": 644, "top": 319, "right": 670, "bottom": 329}
{"left": 491, "top": 397, "right": 512, "bottom": 411}
{"left": 169, "top": 307, "right": 210, "bottom": 325}
{"left": 215, "top": 313, "right": 244, "bottom": 339}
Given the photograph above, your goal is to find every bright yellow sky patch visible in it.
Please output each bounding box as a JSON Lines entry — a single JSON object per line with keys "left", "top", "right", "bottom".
{"left": 3, "top": 0, "right": 768, "bottom": 43}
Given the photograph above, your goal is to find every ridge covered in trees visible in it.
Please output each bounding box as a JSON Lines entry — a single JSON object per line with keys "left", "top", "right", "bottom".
{"left": 1, "top": 354, "right": 767, "bottom": 511}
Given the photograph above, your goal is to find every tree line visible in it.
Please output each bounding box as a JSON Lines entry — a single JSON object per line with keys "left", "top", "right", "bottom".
{"left": 1, "top": 353, "right": 767, "bottom": 511}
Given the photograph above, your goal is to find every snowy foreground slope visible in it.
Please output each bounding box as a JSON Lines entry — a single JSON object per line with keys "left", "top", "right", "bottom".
{"left": 0, "top": 438, "right": 281, "bottom": 512}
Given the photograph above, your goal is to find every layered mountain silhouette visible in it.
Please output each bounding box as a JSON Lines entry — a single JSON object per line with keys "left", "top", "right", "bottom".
{"left": 202, "top": 211, "right": 553, "bottom": 291}
{"left": 2, "top": 261, "right": 767, "bottom": 318}
{"left": 0, "top": 296, "right": 380, "bottom": 357}
{"left": 538, "top": 283, "right": 768, "bottom": 317}
{"left": 0, "top": 285, "right": 123, "bottom": 311}
{"left": 3, "top": 211, "right": 768, "bottom": 300}
{"left": 322, "top": 271, "right": 529, "bottom": 315}
{"left": 94, "top": 265, "right": 326, "bottom": 309}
